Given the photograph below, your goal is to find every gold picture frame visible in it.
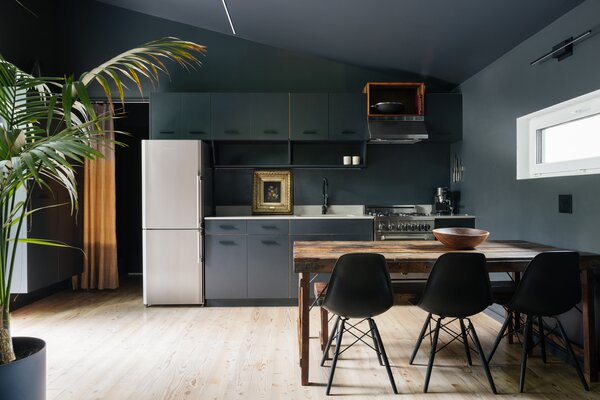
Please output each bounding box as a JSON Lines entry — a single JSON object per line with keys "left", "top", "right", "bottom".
{"left": 252, "top": 170, "right": 293, "bottom": 215}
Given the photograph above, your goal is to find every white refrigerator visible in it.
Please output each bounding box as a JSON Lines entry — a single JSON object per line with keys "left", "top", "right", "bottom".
{"left": 142, "top": 140, "right": 211, "bottom": 305}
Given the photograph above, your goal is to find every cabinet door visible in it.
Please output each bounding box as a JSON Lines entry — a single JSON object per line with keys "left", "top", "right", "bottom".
{"left": 290, "top": 93, "right": 329, "bottom": 140}
{"left": 252, "top": 93, "right": 289, "bottom": 141}
{"left": 289, "top": 232, "right": 373, "bottom": 298}
{"left": 247, "top": 235, "right": 289, "bottom": 298}
{"left": 181, "top": 93, "right": 211, "bottom": 140}
{"left": 329, "top": 93, "right": 367, "bottom": 141}
{"left": 204, "top": 235, "right": 247, "bottom": 299}
{"left": 150, "top": 93, "right": 182, "bottom": 139}
{"left": 211, "top": 93, "right": 253, "bottom": 140}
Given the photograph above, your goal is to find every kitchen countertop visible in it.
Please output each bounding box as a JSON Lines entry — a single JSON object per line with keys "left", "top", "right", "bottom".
{"left": 207, "top": 205, "right": 474, "bottom": 220}
{"left": 205, "top": 215, "right": 374, "bottom": 220}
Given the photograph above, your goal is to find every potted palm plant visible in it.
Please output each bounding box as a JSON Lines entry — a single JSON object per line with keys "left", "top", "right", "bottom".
{"left": 0, "top": 37, "right": 205, "bottom": 399}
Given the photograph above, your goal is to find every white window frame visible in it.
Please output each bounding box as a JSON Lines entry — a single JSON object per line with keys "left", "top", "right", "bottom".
{"left": 517, "top": 87, "right": 600, "bottom": 179}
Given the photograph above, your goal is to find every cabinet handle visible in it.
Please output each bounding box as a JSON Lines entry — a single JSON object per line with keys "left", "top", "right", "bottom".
{"left": 341, "top": 130, "right": 356, "bottom": 135}
{"left": 261, "top": 225, "right": 278, "bottom": 230}
{"left": 219, "top": 240, "right": 237, "bottom": 245}
{"left": 224, "top": 130, "right": 240, "bottom": 135}
{"left": 219, "top": 224, "right": 236, "bottom": 230}
{"left": 159, "top": 131, "right": 175, "bottom": 134}
{"left": 263, "top": 130, "right": 279, "bottom": 135}
{"left": 189, "top": 131, "right": 206, "bottom": 135}
{"left": 302, "top": 130, "right": 318, "bottom": 135}
{"left": 261, "top": 240, "right": 279, "bottom": 245}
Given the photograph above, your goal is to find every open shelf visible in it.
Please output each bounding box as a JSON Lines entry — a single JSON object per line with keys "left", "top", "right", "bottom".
{"left": 363, "top": 82, "right": 425, "bottom": 117}
{"left": 212, "top": 140, "right": 367, "bottom": 169}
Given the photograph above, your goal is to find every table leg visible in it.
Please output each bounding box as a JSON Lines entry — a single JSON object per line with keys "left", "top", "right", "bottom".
{"left": 582, "top": 269, "right": 598, "bottom": 382}
{"left": 299, "top": 272, "right": 310, "bottom": 386}
{"left": 508, "top": 272, "right": 521, "bottom": 344}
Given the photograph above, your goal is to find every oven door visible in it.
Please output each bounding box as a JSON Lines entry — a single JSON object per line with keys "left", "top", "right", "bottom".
{"left": 378, "top": 233, "right": 433, "bottom": 241}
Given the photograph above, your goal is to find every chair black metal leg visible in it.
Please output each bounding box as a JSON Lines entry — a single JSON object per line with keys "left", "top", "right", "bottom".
{"left": 538, "top": 316, "right": 547, "bottom": 363}
{"left": 423, "top": 317, "right": 442, "bottom": 393}
{"left": 519, "top": 316, "right": 532, "bottom": 393}
{"left": 321, "top": 316, "right": 341, "bottom": 366}
{"left": 368, "top": 318, "right": 384, "bottom": 366}
{"left": 410, "top": 312, "right": 432, "bottom": 365}
{"left": 371, "top": 318, "right": 399, "bottom": 394}
{"left": 326, "top": 318, "right": 346, "bottom": 395}
{"left": 459, "top": 318, "right": 472, "bottom": 366}
{"left": 468, "top": 320, "right": 497, "bottom": 394}
{"left": 556, "top": 318, "right": 590, "bottom": 391}
{"left": 488, "top": 312, "right": 512, "bottom": 364}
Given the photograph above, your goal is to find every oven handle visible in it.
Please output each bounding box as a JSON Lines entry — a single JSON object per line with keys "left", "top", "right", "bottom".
{"left": 379, "top": 234, "right": 433, "bottom": 240}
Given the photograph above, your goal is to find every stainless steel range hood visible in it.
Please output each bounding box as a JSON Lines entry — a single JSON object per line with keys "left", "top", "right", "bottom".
{"left": 367, "top": 117, "right": 428, "bottom": 144}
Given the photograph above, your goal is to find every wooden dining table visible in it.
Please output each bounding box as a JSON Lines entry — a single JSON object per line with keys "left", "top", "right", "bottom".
{"left": 293, "top": 240, "right": 600, "bottom": 386}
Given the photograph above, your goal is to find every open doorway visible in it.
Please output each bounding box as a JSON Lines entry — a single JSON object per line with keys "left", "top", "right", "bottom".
{"left": 114, "top": 103, "right": 149, "bottom": 276}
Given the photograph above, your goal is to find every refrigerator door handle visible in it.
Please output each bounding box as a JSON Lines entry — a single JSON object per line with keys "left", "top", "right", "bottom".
{"left": 197, "top": 231, "right": 201, "bottom": 264}
{"left": 197, "top": 173, "right": 201, "bottom": 227}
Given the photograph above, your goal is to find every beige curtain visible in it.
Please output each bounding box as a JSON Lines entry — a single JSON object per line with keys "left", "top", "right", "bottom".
{"left": 73, "top": 103, "right": 119, "bottom": 289}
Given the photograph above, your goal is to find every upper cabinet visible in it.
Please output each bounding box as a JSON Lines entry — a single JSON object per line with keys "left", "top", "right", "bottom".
{"left": 150, "top": 93, "right": 211, "bottom": 140}
{"left": 211, "top": 93, "right": 254, "bottom": 140}
{"left": 252, "top": 93, "right": 289, "bottom": 141}
{"left": 290, "top": 93, "right": 329, "bottom": 141}
{"left": 425, "top": 93, "right": 463, "bottom": 142}
{"left": 181, "top": 93, "right": 211, "bottom": 140}
{"left": 329, "top": 93, "right": 368, "bottom": 141}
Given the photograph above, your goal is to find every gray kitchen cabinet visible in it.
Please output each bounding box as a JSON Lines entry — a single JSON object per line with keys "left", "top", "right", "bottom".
{"left": 289, "top": 218, "right": 373, "bottom": 299}
{"left": 150, "top": 93, "right": 212, "bottom": 140}
{"left": 211, "top": 93, "right": 254, "bottom": 140}
{"left": 252, "top": 93, "right": 289, "bottom": 141}
{"left": 425, "top": 93, "right": 462, "bottom": 142}
{"left": 206, "top": 219, "right": 247, "bottom": 234}
{"left": 329, "top": 93, "right": 368, "bottom": 141}
{"left": 290, "top": 93, "right": 329, "bottom": 140}
{"left": 181, "top": 93, "right": 212, "bottom": 140}
{"left": 204, "top": 234, "right": 248, "bottom": 299}
{"left": 247, "top": 235, "right": 289, "bottom": 298}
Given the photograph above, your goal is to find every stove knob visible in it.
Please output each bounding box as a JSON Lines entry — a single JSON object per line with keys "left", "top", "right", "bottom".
{"left": 388, "top": 223, "right": 395, "bottom": 231}
{"left": 399, "top": 224, "right": 406, "bottom": 231}
{"left": 424, "top": 224, "right": 431, "bottom": 231}
{"left": 378, "top": 223, "right": 386, "bottom": 231}
{"left": 411, "top": 223, "right": 417, "bottom": 231}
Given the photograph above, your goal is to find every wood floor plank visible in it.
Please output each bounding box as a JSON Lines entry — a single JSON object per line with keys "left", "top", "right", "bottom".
{"left": 11, "top": 278, "right": 599, "bottom": 399}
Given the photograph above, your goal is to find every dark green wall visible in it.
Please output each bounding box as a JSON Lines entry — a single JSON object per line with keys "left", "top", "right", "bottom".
{"left": 457, "top": 0, "right": 600, "bottom": 347}
{"left": 58, "top": 0, "right": 452, "bottom": 206}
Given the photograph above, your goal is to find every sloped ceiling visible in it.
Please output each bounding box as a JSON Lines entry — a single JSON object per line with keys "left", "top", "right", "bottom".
{"left": 97, "top": 0, "right": 583, "bottom": 86}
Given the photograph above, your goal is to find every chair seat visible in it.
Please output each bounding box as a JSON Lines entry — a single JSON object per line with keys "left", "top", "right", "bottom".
{"left": 490, "top": 280, "right": 516, "bottom": 306}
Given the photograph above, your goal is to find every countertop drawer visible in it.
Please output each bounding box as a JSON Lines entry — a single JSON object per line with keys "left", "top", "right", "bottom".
{"left": 247, "top": 219, "right": 289, "bottom": 234}
{"left": 205, "top": 220, "right": 247, "bottom": 234}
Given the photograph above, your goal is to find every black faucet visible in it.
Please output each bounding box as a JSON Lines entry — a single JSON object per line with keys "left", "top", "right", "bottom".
{"left": 322, "top": 177, "right": 329, "bottom": 214}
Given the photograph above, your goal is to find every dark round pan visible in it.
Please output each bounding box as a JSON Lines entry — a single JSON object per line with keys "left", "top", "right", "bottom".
{"left": 370, "top": 102, "right": 404, "bottom": 114}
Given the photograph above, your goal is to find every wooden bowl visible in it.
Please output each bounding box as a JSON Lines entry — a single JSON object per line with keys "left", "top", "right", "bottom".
{"left": 433, "top": 227, "right": 490, "bottom": 249}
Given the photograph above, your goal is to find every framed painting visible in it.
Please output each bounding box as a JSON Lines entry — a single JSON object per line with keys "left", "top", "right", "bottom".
{"left": 252, "top": 170, "right": 293, "bottom": 214}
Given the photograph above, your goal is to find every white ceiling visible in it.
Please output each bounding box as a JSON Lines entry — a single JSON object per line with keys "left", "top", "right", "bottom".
{"left": 98, "top": 0, "right": 584, "bottom": 85}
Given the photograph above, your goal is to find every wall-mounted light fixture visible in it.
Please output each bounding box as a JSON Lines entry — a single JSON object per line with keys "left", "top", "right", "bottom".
{"left": 530, "top": 29, "right": 592, "bottom": 66}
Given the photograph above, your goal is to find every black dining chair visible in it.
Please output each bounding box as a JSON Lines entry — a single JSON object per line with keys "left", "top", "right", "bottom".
{"left": 409, "top": 252, "right": 497, "bottom": 394}
{"left": 319, "top": 253, "right": 398, "bottom": 395}
{"left": 487, "top": 251, "right": 589, "bottom": 392}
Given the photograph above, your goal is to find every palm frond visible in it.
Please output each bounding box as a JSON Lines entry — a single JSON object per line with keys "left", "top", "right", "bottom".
{"left": 80, "top": 37, "right": 206, "bottom": 102}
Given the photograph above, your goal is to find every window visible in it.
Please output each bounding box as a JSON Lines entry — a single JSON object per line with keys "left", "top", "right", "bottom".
{"left": 517, "top": 88, "right": 600, "bottom": 179}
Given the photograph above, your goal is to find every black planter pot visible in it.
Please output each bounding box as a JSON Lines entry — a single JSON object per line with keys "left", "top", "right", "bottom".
{"left": 0, "top": 337, "right": 46, "bottom": 400}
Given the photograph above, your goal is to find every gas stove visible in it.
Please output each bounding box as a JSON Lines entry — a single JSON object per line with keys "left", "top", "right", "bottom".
{"left": 365, "top": 205, "right": 435, "bottom": 241}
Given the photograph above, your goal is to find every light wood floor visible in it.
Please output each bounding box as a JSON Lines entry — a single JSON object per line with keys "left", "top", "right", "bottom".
{"left": 11, "top": 278, "right": 598, "bottom": 399}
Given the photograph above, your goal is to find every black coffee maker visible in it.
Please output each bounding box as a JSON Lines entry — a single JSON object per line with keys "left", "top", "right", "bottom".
{"left": 433, "top": 187, "right": 459, "bottom": 215}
